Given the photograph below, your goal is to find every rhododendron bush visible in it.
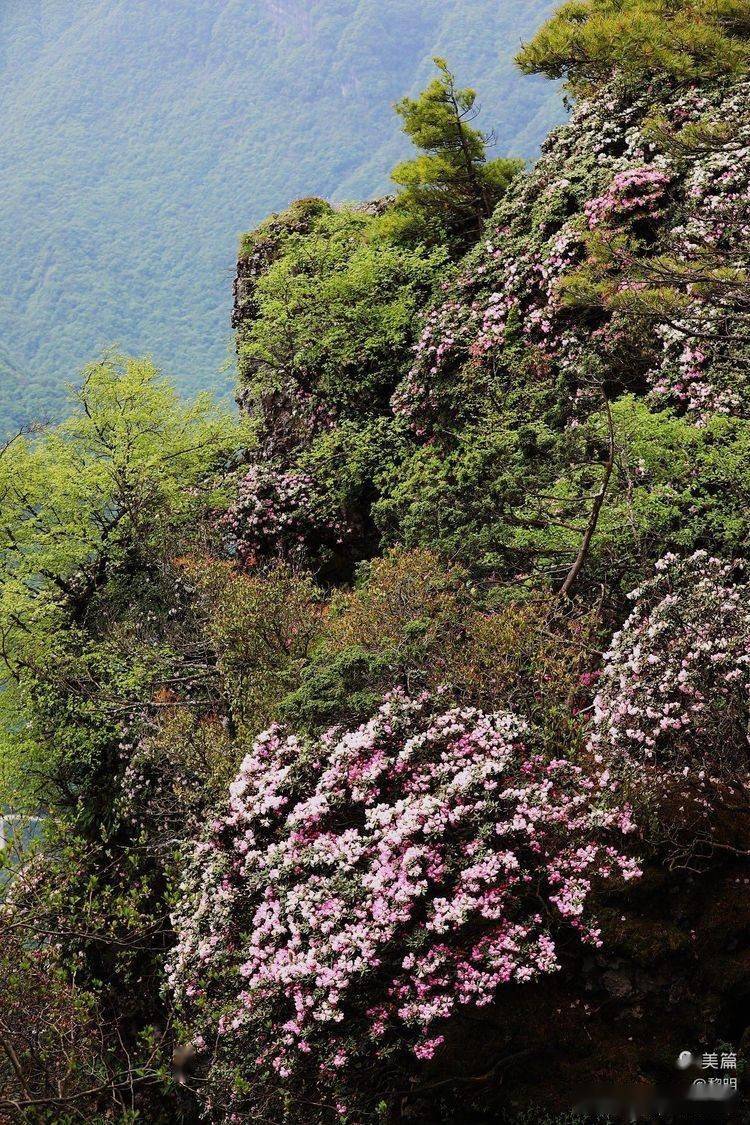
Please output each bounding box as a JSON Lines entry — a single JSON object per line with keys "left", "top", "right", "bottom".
{"left": 168, "top": 691, "right": 639, "bottom": 1120}
{"left": 393, "top": 78, "right": 750, "bottom": 440}
{"left": 590, "top": 551, "right": 750, "bottom": 796}
{"left": 584, "top": 165, "right": 672, "bottom": 229}
{"left": 226, "top": 464, "right": 357, "bottom": 567}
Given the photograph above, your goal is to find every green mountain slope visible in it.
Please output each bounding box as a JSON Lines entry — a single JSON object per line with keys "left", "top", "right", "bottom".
{"left": 0, "top": 342, "right": 31, "bottom": 431}
{"left": 0, "top": 0, "right": 561, "bottom": 432}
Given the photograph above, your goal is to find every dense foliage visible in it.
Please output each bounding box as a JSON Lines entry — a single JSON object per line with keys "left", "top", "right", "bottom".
{"left": 169, "top": 692, "right": 638, "bottom": 1121}
{"left": 0, "top": 356, "right": 246, "bottom": 813}
{"left": 517, "top": 0, "right": 750, "bottom": 87}
{"left": 2, "top": 2, "right": 750, "bottom": 1121}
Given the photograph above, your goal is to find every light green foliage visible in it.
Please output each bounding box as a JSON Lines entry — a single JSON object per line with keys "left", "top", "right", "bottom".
{"left": 0, "top": 354, "right": 242, "bottom": 580}
{"left": 370, "top": 396, "right": 750, "bottom": 591}
{"left": 524, "top": 397, "right": 750, "bottom": 588}
{"left": 389, "top": 58, "right": 525, "bottom": 251}
{"left": 372, "top": 415, "right": 563, "bottom": 574}
{"left": 517, "top": 0, "right": 750, "bottom": 87}
{"left": 0, "top": 359, "right": 251, "bottom": 1118}
{"left": 183, "top": 558, "right": 324, "bottom": 739}
{"left": 239, "top": 206, "right": 448, "bottom": 415}
{"left": 583, "top": 397, "right": 750, "bottom": 574}
{"left": 0, "top": 355, "right": 248, "bottom": 809}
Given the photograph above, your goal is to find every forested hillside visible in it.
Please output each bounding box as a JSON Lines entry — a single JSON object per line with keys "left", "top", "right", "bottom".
{"left": 0, "top": 0, "right": 560, "bottom": 433}
{"left": 2, "top": 2, "right": 750, "bottom": 1122}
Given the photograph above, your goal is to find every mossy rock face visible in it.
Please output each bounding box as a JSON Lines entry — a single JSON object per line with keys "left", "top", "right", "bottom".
{"left": 233, "top": 198, "right": 334, "bottom": 370}
{"left": 238, "top": 197, "right": 332, "bottom": 261}
{"left": 235, "top": 205, "right": 313, "bottom": 404}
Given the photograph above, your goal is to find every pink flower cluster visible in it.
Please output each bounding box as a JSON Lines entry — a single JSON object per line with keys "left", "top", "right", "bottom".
{"left": 390, "top": 77, "right": 750, "bottom": 436}
{"left": 585, "top": 166, "right": 672, "bottom": 228}
{"left": 646, "top": 89, "right": 750, "bottom": 418}
{"left": 590, "top": 551, "right": 750, "bottom": 783}
{"left": 168, "top": 692, "right": 639, "bottom": 1115}
{"left": 392, "top": 227, "right": 584, "bottom": 432}
{"left": 391, "top": 298, "right": 473, "bottom": 434}
{"left": 225, "top": 463, "right": 353, "bottom": 564}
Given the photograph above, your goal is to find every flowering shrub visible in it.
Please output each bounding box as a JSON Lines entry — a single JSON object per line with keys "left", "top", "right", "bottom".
{"left": 651, "top": 334, "right": 719, "bottom": 414}
{"left": 388, "top": 85, "right": 651, "bottom": 434}
{"left": 229, "top": 74, "right": 750, "bottom": 592}
{"left": 390, "top": 76, "right": 750, "bottom": 437}
{"left": 168, "top": 691, "right": 639, "bottom": 1121}
{"left": 391, "top": 222, "right": 587, "bottom": 433}
{"left": 226, "top": 463, "right": 355, "bottom": 566}
{"left": 646, "top": 86, "right": 750, "bottom": 418}
{"left": 391, "top": 295, "right": 476, "bottom": 433}
{"left": 585, "top": 165, "right": 672, "bottom": 228}
{"left": 590, "top": 551, "right": 750, "bottom": 784}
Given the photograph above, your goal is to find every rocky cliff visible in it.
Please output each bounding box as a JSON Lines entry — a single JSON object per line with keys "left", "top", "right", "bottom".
{"left": 226, "top": 29, "right": 750, "bottom": 1120}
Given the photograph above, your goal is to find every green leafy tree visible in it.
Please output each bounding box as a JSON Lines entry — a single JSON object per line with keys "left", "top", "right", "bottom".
{"left": 0, "top": 354, "right": 248, "bottom": 811}
{"left": 0, "top": 355, "right": 252, "bottom": 1121}
{"left": 389, "top": 58, "right": 524, "bottom": 252}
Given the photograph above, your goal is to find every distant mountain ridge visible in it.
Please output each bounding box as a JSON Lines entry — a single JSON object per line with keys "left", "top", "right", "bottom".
{"left": 0, "top": 0, "right": 562, "bottom": 432}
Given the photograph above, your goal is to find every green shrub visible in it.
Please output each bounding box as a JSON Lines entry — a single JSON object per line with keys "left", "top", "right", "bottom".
{"left": 237, "top": 206, "right": 448, "bottom": 419}
{"left": 283, "top": 549, "right": 599, "bottom": 752}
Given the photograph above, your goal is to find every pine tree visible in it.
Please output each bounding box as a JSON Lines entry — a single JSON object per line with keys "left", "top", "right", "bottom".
{"left": 389, "top": 58, "right": 523, "bottom": 253}
{"left": 516, "top": 0, "right": 750, "bottom": 89}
